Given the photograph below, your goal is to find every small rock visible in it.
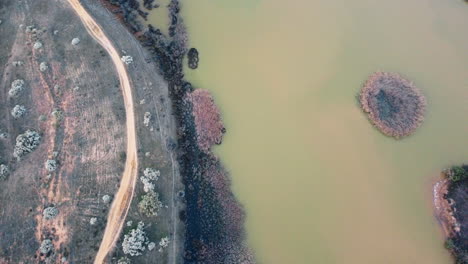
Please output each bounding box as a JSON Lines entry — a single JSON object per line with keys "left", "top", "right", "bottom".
{"left": 39, "top": 62, "right": 48, "bottom": 72}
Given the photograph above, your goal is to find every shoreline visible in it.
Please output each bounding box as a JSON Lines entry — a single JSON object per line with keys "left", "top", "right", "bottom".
{"left": 97, "top": 0, "right": 254, "bottom": 262}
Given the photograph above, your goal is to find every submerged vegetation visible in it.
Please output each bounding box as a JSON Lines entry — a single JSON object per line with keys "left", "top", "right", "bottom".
{"left": 360, "top": 72, "right": 426, "bottom": 138}
{"left": 442, "top": 165, "right": 468, "bottom": 264}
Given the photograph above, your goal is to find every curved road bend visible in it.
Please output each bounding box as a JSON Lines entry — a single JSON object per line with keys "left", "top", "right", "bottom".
{"left": 66, "top": 0, "right": 139, "bottom": 263}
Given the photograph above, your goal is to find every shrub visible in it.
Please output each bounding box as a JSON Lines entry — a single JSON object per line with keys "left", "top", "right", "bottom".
{"left": 71, "top": 38, "right": 80, "bottom": 45}
{"left": 0, "top": 164, "right": 9, "bottom": 180}
{"left": 122, "top": 221, "right": 148, "bottom": 256}
{"left": 43, "top": 206, "right": 59, "bottom": 220}
{"left": 13, "top": 130, "right": 41, "bottom": 159}
{"left": 90, "top": 217, "right": 97, "bottom": 225}
{"left": 121, "top": 55, "right": 133, "bottom": 65}
{"left": 140, "top": 167, "right": 160, "bottom": 192}
{"left": 138, "top": 190, "right": 162, "bottom": 217}
{"left": 9, "top": 79, "right": 25, "bottom": 97}
{"left": 359, "top": 72, "right": 426, "bottom": 138}
{"left": 102, "top": 194, "right": 111, "bottom": 204}
{"left": 143, "top": 112, "right": 151, "bottom": 127}
{"left": 158, "top": 236, "right": 169, "bottom": 252}
{"left": 448, "top": 166, "right": 468, "bottom": 182}
{"left": 11, "top": 105, "right": 26, "bottom": 118}
{"left": 147, "top": 242, "right": 156, "bottom": 251}
{"left": 33, "top": 41, "right": 43, "bottom": 49}
{"left": 44, "top": 159, "right": 57, "bottom": 172}
{"left": 39, "top": 62, "right": 48, "bottom": 72}
{"left": 39, "top": 239, "right": 53, "bottom": 254}
{"left": 117, "top": 256, "right": 131, "bottom": 264}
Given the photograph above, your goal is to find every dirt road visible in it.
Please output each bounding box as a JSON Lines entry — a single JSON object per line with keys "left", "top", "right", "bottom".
{"left": 66, "top": 0, "right": 139, "bottom": 263}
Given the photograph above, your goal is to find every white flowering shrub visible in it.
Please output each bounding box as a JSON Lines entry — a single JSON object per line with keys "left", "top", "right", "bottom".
{"left": 147, "top": 242, "right": 156, "bottom": 251}
{"left": 9, "top": 79, "right": 25, "bottom": 97}
{"left": 71, "top": 38, "right": 80, "bottom": 45}
{"left": 158, "top": 236, "right": 169, "bottom": 252}
{"left": 140, "top": 168, "right": 159, "bottom": 192}
{"left": 90, "top": 217, "right": 97, "bottom": 225}
{"left": 0, "top": 164, "right": 9, "bottom": 180}
{"left": 33, "top": 41, "right": 43, "bottom": 49}
{"left": 143, "top": 112, "right": 151, "bottom": 127}
{"left": 11, "top": 105, "right": 26, "bottom": 118}
{"left": 122, "top": 221, "right": 148, "bottom": 256}
{"left": 121, "top": 55, "right": 133, "bottom": 65}
{"left": 43, "top": 206, "right": 59, "bottom": 220}
{"left": 13, "top": 130, "right": 41, "bottom": 159}
{"left": 45, "top": 160, "right": 57, "bottom": 172}
{"left": 39, "top": 239, "right": 53, "bottom": 254}
{"left": 138, "top": 190, "right": 162, "bottom": 217}
{"left": 12, "top": 61, "right": 24, "bottom": 67}
{"left": 39, "top": 62, "right": 48, "bottom": 72}
{"left": 102, "top": 194, "right": 111, "bottom": 203}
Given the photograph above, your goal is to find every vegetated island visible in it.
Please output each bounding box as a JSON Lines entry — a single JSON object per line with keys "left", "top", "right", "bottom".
{"left": 101, "top": 0, "right": 255, "bottom": 263}
{"left": 359, "top": 72, "right": 426, "bottom": 139}
{"left": 434, "top": 165, "right": 468, "bottom": 264}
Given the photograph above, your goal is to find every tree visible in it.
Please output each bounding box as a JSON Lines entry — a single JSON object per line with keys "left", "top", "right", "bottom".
{"left": 122, "top": 221, "right": 148, "bottom": 256}
{"left": 11, "top": 105, "right": 26, "bottom": 118}
{"left": 13, "top": 130, "right": 41, "bottom": 159}
{"left": 140, "top": 168, "right": 160, "bottom": 192}
{"left": 138, "top": 190, "right": 162, "bottom": 217}
{"left": 449, "top": 166, "right": 467, "bottom": 182}
{"left": 9, "top": 79, "right": 25, "bottom": 97}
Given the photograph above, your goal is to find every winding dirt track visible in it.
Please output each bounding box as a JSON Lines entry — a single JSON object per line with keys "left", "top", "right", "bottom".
{"left": 66, "top": 0, "right": 139, "bottom": 263}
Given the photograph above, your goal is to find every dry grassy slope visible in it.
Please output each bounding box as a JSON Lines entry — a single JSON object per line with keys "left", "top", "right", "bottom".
{"left": 78, "top": 1, "right": 185, "bottom": 263}
{"left": 0, "top": 0, "right": 183, "bottom": 263}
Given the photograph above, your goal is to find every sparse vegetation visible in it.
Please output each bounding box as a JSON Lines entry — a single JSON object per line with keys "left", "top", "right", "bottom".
{"left": 9, "top": 79, "right": 25, "bottom": 97}
{"left": 122, "top": 221, "right": 149, "bottom": 256}
{"left": 138, "top": 190, "right": 162, "bottom": 217}
{"left": 359, "top": 72, "right": 426, "bottom": 138}
{"left": 43, "top": 206, "right": 59, "bottom": 220}
{"left": 117, "top": 256, "right": 131, "bottom": 264}
{"left": 13, "top": 130, "right": 41, "bottom": 160}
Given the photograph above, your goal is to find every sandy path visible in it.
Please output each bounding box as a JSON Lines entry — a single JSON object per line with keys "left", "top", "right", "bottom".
{"left": 65, "top": 0, "right": 139, "bottom": 263}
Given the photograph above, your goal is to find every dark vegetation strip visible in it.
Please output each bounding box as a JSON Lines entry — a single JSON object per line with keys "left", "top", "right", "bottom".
{"left": 102, "top": 0, "right": 254, "bottom": 263}
{"left": 443, "top": 165, "right": 468, "bottom": 264}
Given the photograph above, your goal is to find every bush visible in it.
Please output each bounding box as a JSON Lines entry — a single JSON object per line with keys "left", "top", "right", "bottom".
{"left": 449, "top": 166, "right": 468, "bottom": 182}
{"left": 45, "top": 160, "right": 57, "bottom": 172}
{"left": 121, "top": 55, "right": 133, "bottom": 65}
{"left": 33, "top": 41, "right": 43, "bottom": 49}
{"left": 122, "top": 221, "right": 148, "bottom": 256}
{"left": 39, "top": 239, "right": 53, "bottom": 254}
{"left": 102, "top": 194, "right": 112, "bottom": 204}
{"left": 117, "top": 257, "right": 131, "bottom": 264}
{"left": 143, "top": 112, "right": 151, "bottom": 127}
{"left": 89, "top": 217, "right": 97, "bottom": 225}
{"left": 13, "top": 130, "right": 41, "bottom": 159}
{"left": 138, "top": 190, "right": 162, "bottom": 217}
{"left": 9, "top": 79, "right": 25, "bottom": 97}
{"left": 11, "top": 105, "right": 26, "bottom": 118}
{"left": 39, "top": 62, "right": 48, "bottom": 72}
{"left": 0, "top": 164, "right": 9, "bottom": 180}
{"left": 140, "top": 168, "right": 160, "bottom": 192}
{"left": 71, "top": 38, "right": 80, "bottom": 45}
{"left": 43, "top": 206, "right": 59, "bottom": 220}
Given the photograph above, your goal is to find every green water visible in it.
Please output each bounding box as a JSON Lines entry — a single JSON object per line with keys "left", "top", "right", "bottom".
{"left": 157, "top": 0, "right": 467, "bottom": 263}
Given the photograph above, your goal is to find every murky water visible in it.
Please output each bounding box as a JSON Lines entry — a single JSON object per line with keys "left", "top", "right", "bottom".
{"left": 151, "top": 1, "right": 467, "bottom": 263}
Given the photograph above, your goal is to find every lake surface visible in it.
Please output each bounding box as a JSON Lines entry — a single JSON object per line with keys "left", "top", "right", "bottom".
{"left": 150, "top": 0, "right": 468, "bottom": 263}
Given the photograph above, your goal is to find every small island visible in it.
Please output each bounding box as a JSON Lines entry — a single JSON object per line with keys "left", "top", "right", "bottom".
{"left": 359, "top": 72, "right": 426, "bottom": 138}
